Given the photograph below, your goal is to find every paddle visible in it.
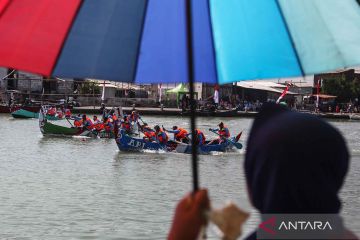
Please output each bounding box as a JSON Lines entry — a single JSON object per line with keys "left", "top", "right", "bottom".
{"left": 65, "top": 116, "right": 75, "bottom": 128}
{"left": 138, "top": 115, "right": 145, "bottom": 125}
{"left": 117, "top": 107, "right": 124, "bottom": 118}
{"left": 209, "top": 129, "right": 243, "bottom": 149}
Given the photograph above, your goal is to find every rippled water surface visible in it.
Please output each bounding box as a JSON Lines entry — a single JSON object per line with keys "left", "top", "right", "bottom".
{"left": 0, "top": 114, "right": 359, "bottom": 239}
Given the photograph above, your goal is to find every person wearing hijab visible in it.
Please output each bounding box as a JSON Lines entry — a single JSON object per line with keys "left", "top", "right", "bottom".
{"left": 244, "top": 103, "right": 356, "bottom": 239}
{"left": 167, "top": 103, "right": 357, "bottom": 240}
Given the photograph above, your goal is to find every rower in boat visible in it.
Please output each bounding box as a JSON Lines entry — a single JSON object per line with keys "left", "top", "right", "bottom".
{"left": 154, "top": 125, "right": 168, "bottom": 146}
{"left": 129, "top": 111, "right": 140, "bottom": 124}
{"left": 141, "top": 123, "right": 156, "bottom": 142}
{"left": 129, "top": 111, "right": 142, "bottom": 133}
{"left": 56, "top": 109, "right": 63, "bottom": 119}
{"left": 65, "top": 109, "right": 71, "bottom": 118}
{"left": 93, "top": 115, "right": 101, "bottom": 124}
{"left": 194, "top": 129, "right": 206, "bottom": 146}
{"left": 82, "top": 114, "right": 93, "bottom": 131}
{"left": 107, "top": 109, "right": 119, "bottom": 125}
{"left": 208, "top": 122, "right": 230, "bottom": 144}
{"left": 111, "top": 113, "right": 119, "bottom": 125}
{"left": 47, "top": 106, "right": 56, "bottom": 116}
{"left": 103, "top": 116, "right": 114, "bottom": 133}
{"left": 164, "top": 126, "right": 189, "bottom": 143}
{"left": 186, "top": 129, "right": 206, "bottom": 146}
{"left": 92, "top": 116, "right": 104, "bottom": 132}
{"left": 120, "top": 115, "right": 132, "bottom": 135}
{"left": 73, "top": 114, "right": 82, "bottom": 128}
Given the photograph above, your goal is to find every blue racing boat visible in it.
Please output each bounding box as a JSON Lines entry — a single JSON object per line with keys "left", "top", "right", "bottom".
{"left": 115, "top": 130, "right": 242, "bottom": 154}
{"left": 116, "top": 130, "right": 165, "bottom": 152}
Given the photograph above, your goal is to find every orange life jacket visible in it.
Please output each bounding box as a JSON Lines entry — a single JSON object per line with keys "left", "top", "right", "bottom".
{"left": 94, "top": 122, "right": 104, "bottom": 131}
{"left": 47, "top": 108, "right": 56, "bottom": 116}
{"left": 121, "top": 121, "right": 131, "bottom": 131}
{"left": 196, "top": 129, "right": 206, "bottom": 145}
{"left": 175, "top": 128, "right": 188, "bottom": 140}
{"left": 218, "top": 126, "right": 230, "bottom": 138}
{"left": 157, "top": 129, "right": 168, "bottom": 143}
{"left": 83, "top": 117, "right": 93, "bottom": 129}
{"left": 74, "top": 119, "right": 82, "bottom": 127}
{"left": 57, "top": 111, "right": 63, "bottom": 118}
{"left": 104, "top": 119, "right": 114, "bottom": 131}
{"left": 112, "top": 114, "right": 118, "bottom": 121}
{"left": 144, "top": 130, "right": 156, "bottom": 141}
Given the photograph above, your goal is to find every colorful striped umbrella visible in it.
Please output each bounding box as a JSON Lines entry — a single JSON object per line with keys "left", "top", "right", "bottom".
{"left": 0, "top": 0, "right": 360, "bottom": 190}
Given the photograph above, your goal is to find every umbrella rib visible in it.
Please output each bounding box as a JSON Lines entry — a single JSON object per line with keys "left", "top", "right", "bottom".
{"left": 91, "top": 2, "right": 119, "bottom": 78}
{"left": 206, "top": 0, "right": 219, "bottom": 83}
{"left": 275, "top": 0, "right": 305, "bottom": 76}
{"left": 308, "top": 1, "right": 346, "bottom": 68}
{"left": 133, "top": 0, "right": 150, "bottom": 83}
{"left": 52, "top": 1, "right": 84, "bottom": 76}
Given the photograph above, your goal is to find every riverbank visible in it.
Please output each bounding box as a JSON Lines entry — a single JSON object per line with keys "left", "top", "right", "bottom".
{"left": 72, "top": 106, "right": 359, "bottom": 120}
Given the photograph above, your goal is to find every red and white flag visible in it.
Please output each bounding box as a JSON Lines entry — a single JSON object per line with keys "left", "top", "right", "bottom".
{"left": 276, "top": 84, "right": 291, "bottom": 104}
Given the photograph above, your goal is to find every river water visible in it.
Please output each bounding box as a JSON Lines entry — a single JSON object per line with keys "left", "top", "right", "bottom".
{"left": 0, "top": 114, "right": 359, "bottom": 239}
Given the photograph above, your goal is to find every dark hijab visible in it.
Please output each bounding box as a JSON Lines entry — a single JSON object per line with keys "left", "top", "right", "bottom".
{"left": 245, "top": 103, "right": 349, "bottom": 214}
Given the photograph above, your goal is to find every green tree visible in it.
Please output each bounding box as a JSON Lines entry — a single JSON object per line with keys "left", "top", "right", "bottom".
{"left": 322, "top": 74, "right": 359, "bottom": 102}
{"left": 79, "top": 82, "right": 101, "bottom": 94}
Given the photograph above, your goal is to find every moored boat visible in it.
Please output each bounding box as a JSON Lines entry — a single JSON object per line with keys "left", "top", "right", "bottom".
{"left": 11, "top": 107, "right": 62, "bottom": 120}
{"left": 0, "top": 104, "right": 10, "bottom": 113}
{"left": 11, "top": 108, "right": 39, "bottom": 118}
{"left": 350, "top": 114, "right": 360, "bottom": 120}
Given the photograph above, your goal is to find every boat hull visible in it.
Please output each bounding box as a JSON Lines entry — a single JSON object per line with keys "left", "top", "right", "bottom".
{"left": 116, "top": 131, "right": 164, "bottom": 151}
{"left": 40, "top": 115, "right": 114, "bottom": 138}
{"left": 350, "top": 114, "right": 360, "bottom": 120}
{"left": 116, "top": 131, "right": 241, "bottom": 154}
{"left": 40, "top": 121, "right": 80, "bottom": 135}
{"left": 12, "top": 108, "right": 62, "bottom": 120}
{"left": 11, "top": 109, "right": 39, "bottom": 118}
{"left": 173, "top": 141, "right": 233, "bottom": 154}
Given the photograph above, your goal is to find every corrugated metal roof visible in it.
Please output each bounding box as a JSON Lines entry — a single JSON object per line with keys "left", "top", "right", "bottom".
{"left": 236, "top": 81, "right": 297, "bottom": 94}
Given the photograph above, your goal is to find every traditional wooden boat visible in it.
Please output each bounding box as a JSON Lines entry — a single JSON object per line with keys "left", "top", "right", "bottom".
{"left": 116, "top": 130, "right": 242, "bottom": 154}
{"left": 0, "top": 105, "right": 10, "bottom": 113}
{"left": 39, "top": 109, "right": 114, "bottom": 138}
{"left": 40, "top": 120, "right": 114, "bottom": 138}
{"left": 11, "top": 108, "right": 39, "bottom": 118}
{"left": 116, "top": 130, "right": 165, "bottom": 152}
{"left": 350, "top": 114, "right": 360, "bottom": 120}
{"left": 11, "top": 108, "right": 62, "bottom": 120}
{"left": 1, "top": 104, "right": 41, "bottom": 114}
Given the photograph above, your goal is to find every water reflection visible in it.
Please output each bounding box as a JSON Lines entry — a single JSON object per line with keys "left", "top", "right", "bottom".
{"left": 0, "top": 115, "right": 358, "bottom": 239}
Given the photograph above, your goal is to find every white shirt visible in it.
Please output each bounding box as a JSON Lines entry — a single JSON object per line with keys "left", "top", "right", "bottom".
{"left": 214, "top": 90, "right": 219, "bottom": 104}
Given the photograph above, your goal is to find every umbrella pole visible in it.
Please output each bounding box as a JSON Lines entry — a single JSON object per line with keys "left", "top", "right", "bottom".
{"left": 186, "top": 0, "right": 199, "bottom": 192}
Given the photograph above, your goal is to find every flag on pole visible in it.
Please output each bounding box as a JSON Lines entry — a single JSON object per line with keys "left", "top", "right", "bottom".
{"left": 316, "top": 79, "right": 321, "bottom": 108}
{"left": 159, "top": 83, "right": 162, "bottom": 103}
{"left": 276, "top": 84, "right": 291, "bottom": 104}
{"left": 101, "top": 80, "right": 105, "bottom": 102}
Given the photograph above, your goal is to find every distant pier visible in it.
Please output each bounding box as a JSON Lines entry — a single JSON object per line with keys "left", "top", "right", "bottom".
{"left": 72, "top": 106, "right": 357, "bottom": 120}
